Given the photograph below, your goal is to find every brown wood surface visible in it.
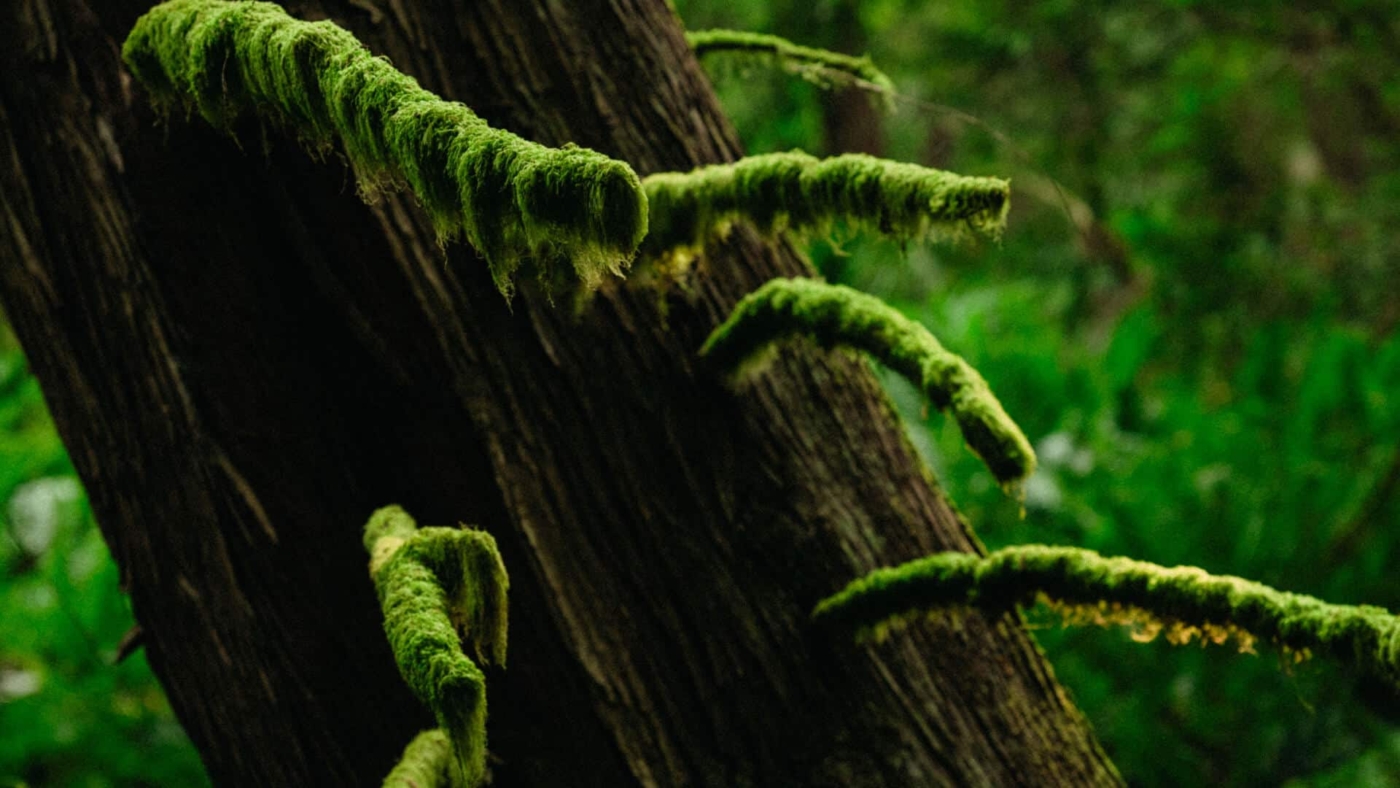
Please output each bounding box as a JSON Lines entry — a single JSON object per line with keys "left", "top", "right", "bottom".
{"left": 0, "top": 0, "right": 1120, "bottom": 785}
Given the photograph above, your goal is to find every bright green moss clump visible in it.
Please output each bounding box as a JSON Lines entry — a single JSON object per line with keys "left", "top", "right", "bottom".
{"left": 685, "top": 29, "right": 895, "bottom": 104}
{"left": 813, "top": 544, "right": 1400, "bottom": 688}
{"left": 381, "top": 730, "right": 454, "bottom": 788}
{"left": 364, "top": 506, "right": 509, "bottom": 788}
{"left": 701, "top": 278, "right": 1035, "bottom": 487}
{"left": 642, "top": 151, "right": 1009, "bottom": 256}
{"left": 122, "top": 0, "right": 648, "bottom": 296}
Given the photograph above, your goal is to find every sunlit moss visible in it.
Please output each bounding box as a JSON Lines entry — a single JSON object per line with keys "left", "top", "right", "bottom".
{"left": 364, "top": 506, "right": 508, "bottom": 788}
{"left": 381, "top": 729, "right": 455, "bottom": 788}
{"left": 685, "top": 29, "right": 895, "bottom": 106}
{"left": 701, "top": 278, "right": 1035, "bottom": 487}
{"left": 1044, "top": 599, "right": 1263, "bottom": 655}
{"left": 641, "top": 151, "right": 1008, "bottom": 261}
{"left": 122, "top": 0, "right": 647, "bottom": 296}
{"left": 812, "top": 544, "right": 1400, "bottom": 687}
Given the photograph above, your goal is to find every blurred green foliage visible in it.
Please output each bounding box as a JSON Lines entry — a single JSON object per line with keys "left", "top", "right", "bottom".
{"left": 0, "top": 322, "right": 208, "bottom": 787}
{"left": 678, "top": 0, "right": 1400, "bottom": 784}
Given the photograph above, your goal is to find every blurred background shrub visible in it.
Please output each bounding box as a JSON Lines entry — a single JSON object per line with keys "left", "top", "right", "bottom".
{"left": 0, "top": 322, "right": 208, "bottom": 788}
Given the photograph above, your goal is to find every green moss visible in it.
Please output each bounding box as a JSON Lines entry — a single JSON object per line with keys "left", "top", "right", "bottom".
{"left": 813, "top": 544, "right": 1400, "bottom": 688}
{"left": 364, "top": 505, "right": 509, "bottom": 788}
{"left": 382, "top": 729, "right": 456, "bottom": 788}
{"left": 122, "top": 0, "right": 648, "bottom": 297}
{"left": 641, "top": 151, "right": 1008, "bottom": 260}
{"left": 685, "top": 29, "right": 895, "bottom": 107}
{"left": 701, "top": 278, "right": 1035, "bottom": 487}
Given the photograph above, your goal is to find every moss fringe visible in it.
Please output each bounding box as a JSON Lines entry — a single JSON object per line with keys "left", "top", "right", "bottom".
{"left": 122, "top": 0, "right": 648, "bottom": 297}
{"left": 813, "top": 544, "right": 1400, "bottom": 688}
{"left": 701, "top": 278, "right": 1035, "bottom": 487}
{"left": 364, "top": 506, "right": 508, "bottom": 788}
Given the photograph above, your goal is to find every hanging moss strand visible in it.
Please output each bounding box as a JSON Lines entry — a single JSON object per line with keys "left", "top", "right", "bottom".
{"left": 701, "top": 278, "right": 1035, "bottom": 487}
{"left": 813, "top": 544, "right": 1400, "bottom": 689}
{"left": 364, "top": 506, "right": 509, "bottom": 788}
{"left": 122, "top": 0, "right": 648, "bottom": 296}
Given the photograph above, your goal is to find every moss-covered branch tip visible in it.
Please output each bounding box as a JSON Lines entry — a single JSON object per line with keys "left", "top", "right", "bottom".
{"left": 382, "top": 729, "right": 454, "bottom": 788}
{"left": 685, "top": 29, "right": 895, "bottom": 106}
{"left": 641, "top": 151, "right": 1009, "bottom": 259}
{"left": 701, "top": 278, "right": 1035, "bottom": 487}
{"left": 122, "top": 0, "right": 648, "bottom": 297}
{"left": 813, "top": 544, "right": 1400, "bottom": 688}
{"left": 364, "top": 505, "right": 509, "bottom": 788}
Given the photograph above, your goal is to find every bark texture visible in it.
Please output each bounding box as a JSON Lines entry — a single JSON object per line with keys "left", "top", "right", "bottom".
{"left": 0, "top": 0, "right": 1121, "bottom": 785}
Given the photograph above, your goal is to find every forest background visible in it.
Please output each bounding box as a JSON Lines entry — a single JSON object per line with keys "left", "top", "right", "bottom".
{"left": 2, "top": 0, "right": 1399, "bottom": 785}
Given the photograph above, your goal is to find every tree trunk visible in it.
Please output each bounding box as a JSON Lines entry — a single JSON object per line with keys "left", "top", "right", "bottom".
{"left": 0, "top": 0, "right": 1120, "bottom": 785}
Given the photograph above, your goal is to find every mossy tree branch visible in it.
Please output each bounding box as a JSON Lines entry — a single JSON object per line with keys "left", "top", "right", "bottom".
{"left": 701, "top": 278, "right": 1035, "bottom": 487}
{"left": 685, "top": 29, "right": 895, "bottom": 103}
{"left": 121, "top": 2, "right": 1011, "bottom": 295}
{"left": 381, "top": 729, "right": 456, "bottom": 788}
{"left": 642, "top": 151, "right": 1009, "bottom": 258}
{"left": 121, "top": 0, "right": 648, "bottom": 297}
{"left": 813, "top": 544, "right": 1400, "bottom": 688}
{"left": 364, "top": 506, "right": 509, "bottom": 788}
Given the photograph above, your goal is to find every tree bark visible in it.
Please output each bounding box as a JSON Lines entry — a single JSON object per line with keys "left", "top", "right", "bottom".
{"left": 0, "top": 0, "right": 1120, "bottom": 785}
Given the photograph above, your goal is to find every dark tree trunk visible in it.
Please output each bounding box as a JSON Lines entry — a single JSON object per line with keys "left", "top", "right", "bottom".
{"left": 0, "top": 0, "right": 1120, "bottom": 785}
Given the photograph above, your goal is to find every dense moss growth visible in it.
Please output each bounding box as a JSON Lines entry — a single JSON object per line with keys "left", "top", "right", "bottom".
{"left": 364, "top": 506, "right": 509, "bottom": 788}
{"left": 701, "top": 278, "right": 1035, "bottom": 486}
{"left": 641, "top": 151, "right": 1008, "bottom": 258}
{"left": 381, "top": 730, "right": 455, "bottom": 788}
{"left": 685, "top": 29, "right": 895, "bottom": 103}
{"left": 122, "top": 0, "right": 648, "bottom": 296}
{"left": 813, "top": 544, "right": 1400, "bottom": 688}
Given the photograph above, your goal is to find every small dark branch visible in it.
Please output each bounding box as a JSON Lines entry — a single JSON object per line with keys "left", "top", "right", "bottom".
{"left": 114, "top": 623, "right": 146, "bottom": 664}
